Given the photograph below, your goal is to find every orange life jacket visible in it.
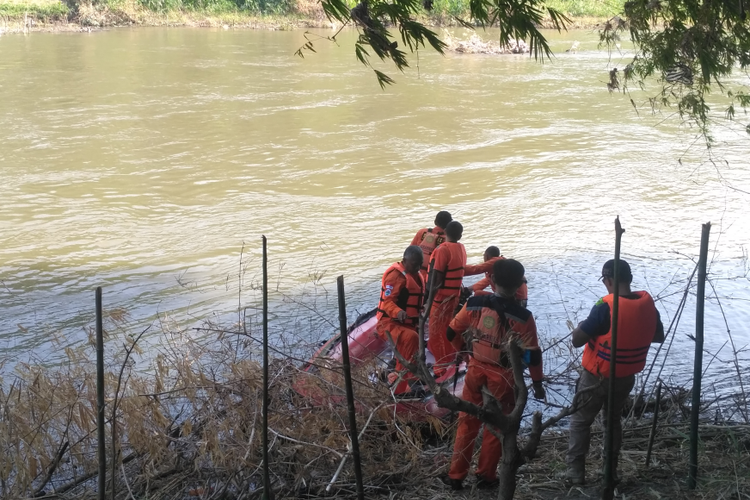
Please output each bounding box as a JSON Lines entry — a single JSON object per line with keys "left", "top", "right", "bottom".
{"left": 582, "top": 291, "right": 658, "bottom": 378}
{"left": 416, "top": 227, "right": 446, "bottom": 272}
{"left": 376, "top": 262, "right": 424, "bottom": 327}
{"left": 430, "top": 242, "right": 466, "bottom": 301}
{"left": 464, "top": 295, "right": 534, "bottom": 365}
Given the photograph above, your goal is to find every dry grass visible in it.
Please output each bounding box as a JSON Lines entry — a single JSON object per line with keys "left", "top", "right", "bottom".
{"left": 1, "top": 302, "right": 748, "bottom": 500}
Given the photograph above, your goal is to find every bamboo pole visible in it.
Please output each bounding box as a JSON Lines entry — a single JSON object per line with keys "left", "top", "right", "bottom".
{"left": 602, "top": 217, "right": 624, "bottom": 500}
{"left": 95, "top": 287, "right": 106, "bottom": 500}
{"left": 336, "top": 275, "right": 365, "bottom": 500}
{"left": 646, "top": 381, "right": 662, "bottom": 467}
{"left": 261, "top": 236, "right": 273, "bottom": 500}
{"left": 688, "top": 222, "right": 711, "bottom": 489}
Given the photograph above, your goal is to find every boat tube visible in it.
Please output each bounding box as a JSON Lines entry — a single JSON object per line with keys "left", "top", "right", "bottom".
{"left": 293, "top": 308, "right": 467, "bottom": 421}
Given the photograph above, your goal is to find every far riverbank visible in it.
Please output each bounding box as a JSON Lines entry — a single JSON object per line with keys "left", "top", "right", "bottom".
{"left": 0, "top": 0, "right": 618, "bottom": 34}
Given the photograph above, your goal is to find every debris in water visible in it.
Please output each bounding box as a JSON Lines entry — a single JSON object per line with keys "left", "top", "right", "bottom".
{"left": 444, "top": 32, "right": 529, "bottom": 55}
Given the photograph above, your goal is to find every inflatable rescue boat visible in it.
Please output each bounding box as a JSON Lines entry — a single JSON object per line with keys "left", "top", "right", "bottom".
{"left": 294, "top": 308, "right": 467, "bottom": 421}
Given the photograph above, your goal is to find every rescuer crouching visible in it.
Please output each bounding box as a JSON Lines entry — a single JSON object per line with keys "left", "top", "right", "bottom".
{"left": 375, "top": 245, "right": 426, "bottom": 396}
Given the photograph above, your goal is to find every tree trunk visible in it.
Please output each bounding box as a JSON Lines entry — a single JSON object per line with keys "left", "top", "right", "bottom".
{"left": 498, "top": 431, "right": 522, "bottom": 500}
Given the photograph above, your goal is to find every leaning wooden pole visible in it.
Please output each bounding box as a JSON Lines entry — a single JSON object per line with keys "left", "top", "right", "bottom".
{"left": 688, "top": 222, "right": 711, "bottom": 489}
{"left": 95, "top": 287, "right": 106, "bottom": 500}
{"left": 645, "top": 381, "right": 662, "bottom": 468}
{"left": 602, "top": 217, "right": 625, "bottom": 500}
{"left": 261, "top": 236, "right": 273, "bottom": 500}
{"left": 336, "top": 276, "right": 365, "bottom": 500}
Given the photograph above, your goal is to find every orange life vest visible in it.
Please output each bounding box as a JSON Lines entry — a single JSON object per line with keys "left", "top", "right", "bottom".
{"left": 464, "top": 295, "right": 533, "bottom": 365}
{"left": 582, "top": 291, "right": 658, "bottom": 378}
{"left": 416, "top": 227, "right": 446, "bottom": 272}
{"left": 430, "top": 242, "right": 466, "bottom": 301}
{"left": 376, "top": 262, "right": 424, "bottom": 327}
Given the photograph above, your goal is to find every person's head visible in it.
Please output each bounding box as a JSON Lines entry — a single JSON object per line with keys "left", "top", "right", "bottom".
{"left": 434, "top": 211, "right": 452, "bottom": 229}
{"left": 492, "top": 259, "right": 525, "bottom": 297}
{"left": 403, "top": 245, "right": 424, "bottom": 274}
{"left": 600, "top": 259, "right": 633, "bottom": 293}
{"left": 445, "top": 221, "right": 463, "bottom": 242}
{"left": 484, "top": 245, "right": 500, "bottom": 262}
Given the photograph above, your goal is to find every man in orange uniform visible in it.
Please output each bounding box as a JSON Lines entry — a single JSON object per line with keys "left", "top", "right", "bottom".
{"left": 426, "top": 220, "right": 466, "bottom": 376}
{"left": 411, "top": 210, "right": 452, "bottom": 281}
{"left": 376, "top": 245, "right": 425, "bottom": 395}
{"left": 442, "top": 259, "right": 545, "bottom": 490}
{"left": 464, "top": 246, "right": 528, "bottom": 306}
{"left": 563, "top": 259, "right": 664, "bottom": 484}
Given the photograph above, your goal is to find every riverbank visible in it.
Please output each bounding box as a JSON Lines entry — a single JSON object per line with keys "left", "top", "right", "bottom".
{"left": 0, "top": 0, "right": 620, "bottom": 34}
{"left": 2, "top": 311, "right": 748, "bottom": 499}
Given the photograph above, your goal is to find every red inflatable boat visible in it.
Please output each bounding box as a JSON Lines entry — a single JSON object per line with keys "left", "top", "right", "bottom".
{"left": 294, "top": 308, "right": 467, "bottom": 421}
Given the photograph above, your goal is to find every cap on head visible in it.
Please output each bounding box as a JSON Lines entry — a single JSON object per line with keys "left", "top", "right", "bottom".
{"left": 601, "top": 259, "right": 632, "bottom": 283}
{"left": 445, "top": 220, "right": 463, "bottom": 241}
{"left": 492, "top": 259, "right": 525, "bottom": 290}
{"left": 434, "top": 211, "right": 453, "bottom": 229}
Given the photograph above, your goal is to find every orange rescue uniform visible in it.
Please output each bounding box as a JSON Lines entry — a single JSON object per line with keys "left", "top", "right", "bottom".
{"left": 447, "top": 294, "right": 544, "bottom": 482}
{"left": 376, "top": 262, "right": 425, "bottom": 393}
{"left": 427, "top": 241, "right": 467, "bottom": 372}
{"left": 411, "top": 227, "right": 446, "bottom": 281}
{"left": 582, "top": 291, "right": 658, "bottom": 378}
{"left": 464, "top": 256, "right": 528, "bottom": 303}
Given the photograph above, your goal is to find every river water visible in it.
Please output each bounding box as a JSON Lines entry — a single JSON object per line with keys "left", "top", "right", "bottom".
{"left": 0, "top": 27, "right": 748, "bottom": 397}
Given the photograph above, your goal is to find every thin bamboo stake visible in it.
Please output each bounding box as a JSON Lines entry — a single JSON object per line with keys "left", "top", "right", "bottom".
{"left": 336, "top": 275, "right": 364, "bottom": 500}
{"left": 326, "top": 406, "right": 381, "bottom": 493}
{"left": 689, "top": 222, "right": 711, "bottom": 489}
{"left": 646, "top": 381, "right": 662, "bottom": 467}
{"left": 261, "top": 235, "right": 273, "bottom": 500}
{"left": 96, "top": 287, "right": 106, "bottom": 500}
{"left": 602, "top": 217, "right": 624, "bottom": 500}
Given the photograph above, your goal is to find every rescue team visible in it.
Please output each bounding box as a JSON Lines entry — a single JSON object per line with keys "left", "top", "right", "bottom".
{"left": 375, "top": 211, "right": 665, "bottom": 490}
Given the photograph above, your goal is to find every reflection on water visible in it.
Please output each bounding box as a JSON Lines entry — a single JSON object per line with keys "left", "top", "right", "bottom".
{"left": 0, "top": 28, "right": 748, "bottom": 394}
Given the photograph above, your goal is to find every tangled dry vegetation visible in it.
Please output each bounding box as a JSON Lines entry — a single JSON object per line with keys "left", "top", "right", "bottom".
{"left": 443, "top": 31, "right": 529, "bottom": 55}
{"left": 1, "top": 305, "right": 749, "bottom": 500}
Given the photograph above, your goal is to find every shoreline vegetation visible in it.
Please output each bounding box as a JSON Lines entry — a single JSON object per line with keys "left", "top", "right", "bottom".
{"left": 0, "top": 0, "right": 620, "bottom": 34}
{"left": 1, "top": 305, "right": 748, "bottom": 499}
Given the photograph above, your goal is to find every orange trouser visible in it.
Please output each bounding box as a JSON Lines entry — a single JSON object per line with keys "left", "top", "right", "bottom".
{"left": 427, "top": 295, "right": 460, "bottom": 373}
{"left": 449, "top": 362, "right": 515, "bottom": 481}
{"left": 376, "top": 320, "right": 419, "bottom": 394}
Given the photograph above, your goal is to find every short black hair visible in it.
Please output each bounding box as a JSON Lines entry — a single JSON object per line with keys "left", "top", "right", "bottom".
{"left": 404, "top": 245, "right": 424, "bottom": 266}
{"left": 492, "top": 259, "right": 525, "bottom": 290}
{"left": 485, "top": 246, "right": 500, "bottom": 258}
{"left": 602, "top": 259, "right": 632, "bottom": 283}
{"left": 434, "top": 211, "right": 452, "bottom": 229}
{"left": 445, "top": 220, "right": 463, "bottom": 241}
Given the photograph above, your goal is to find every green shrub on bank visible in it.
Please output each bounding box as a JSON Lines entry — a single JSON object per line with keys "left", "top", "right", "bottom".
{"left": 424, "top": 0, "right": 624, "bottom": 19}
{"left": 0, "top": 0, "right": 624, "bottom": 24}
{"left": 430, "top": 0, "right": 469, "bottom": 19}
{"left": 544, "top": 0, "right": 623, "bottom": 17}
{"left": 134, "top": 0, "right": 295, "bottom": 15}
{"left": 0, "top": 1, "right": 69, "bottom": 20}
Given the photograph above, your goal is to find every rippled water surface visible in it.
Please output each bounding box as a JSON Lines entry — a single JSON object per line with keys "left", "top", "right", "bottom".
{"left": 1, "top": 28, "right": 748, "bottom": 391}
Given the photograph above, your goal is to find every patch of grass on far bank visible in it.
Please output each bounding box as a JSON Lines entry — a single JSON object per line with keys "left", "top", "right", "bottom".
{"left": 0, "top": 0, "right": 68, "bottom": 21}
{"left": 425, "top": 0, "right": 624, "bottom": 22}
{"left": 0, "top": 0, "right": 623, "bottom": 30}
{"left": 544, "top": 0, "right": 624, "bottom": 18}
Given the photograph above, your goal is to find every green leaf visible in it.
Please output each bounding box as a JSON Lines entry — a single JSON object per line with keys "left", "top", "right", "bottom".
{"left": 374, "top": 70, "right": 396, "bottom": 89}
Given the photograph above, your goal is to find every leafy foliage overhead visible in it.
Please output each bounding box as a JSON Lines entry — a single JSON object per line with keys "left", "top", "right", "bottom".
{"left": 298, "top": 0, "right": 568, "bottom": 87}
{"left": 300, "top": 0, "right": 749, "bottom": 139}
{"left": 602, "top": 0, "right": 750, "bottom": 141}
